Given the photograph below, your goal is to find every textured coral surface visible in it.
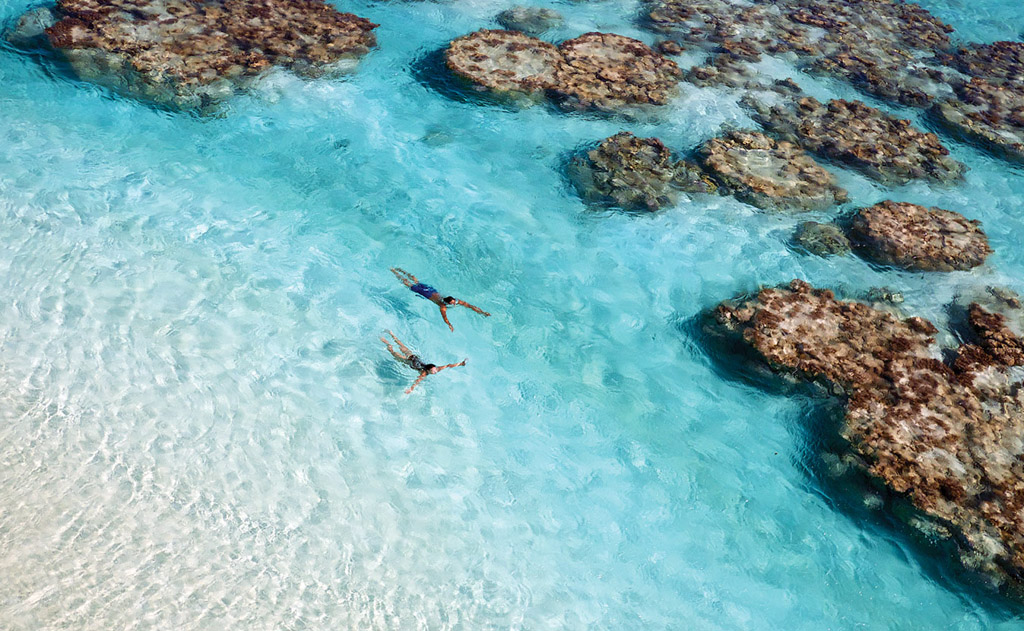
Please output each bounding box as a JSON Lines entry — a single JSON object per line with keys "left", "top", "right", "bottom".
{"left": 12, "top": 0, "right": 377, "bottom": 108}
{"left": 568, "top": 132, "right": 715, "bottom": 211}
{"left": 445, "top": 29, "right": 681, "bottom": 112}
{"left": 712, "top": 280, "right": 1024, "bottom": 587}
{"left": 749, "top": 97, "right": 965, "bottom": 185}
{"left": 696, "top": 130, "right": 847, "bottom": 211}
{"left": 848, "top": 201, "right": 991, "bottom": 272}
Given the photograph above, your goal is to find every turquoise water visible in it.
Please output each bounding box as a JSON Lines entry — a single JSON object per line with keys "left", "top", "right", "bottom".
{"left": 2, "top": 0, "right": 1024, "bottom": 629}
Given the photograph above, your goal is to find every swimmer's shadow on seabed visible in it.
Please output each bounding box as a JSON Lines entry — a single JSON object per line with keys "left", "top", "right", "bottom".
{"left": 373, "top": 358, "right": 415, "bottom": 391}
{"left": 675, "top": 309, "right": 1024, "bottom": 617}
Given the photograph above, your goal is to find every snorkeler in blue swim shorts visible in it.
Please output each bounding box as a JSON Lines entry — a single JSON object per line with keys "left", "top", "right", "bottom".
{"left": 391, "top": 267, "right": 491, "bottom": 331}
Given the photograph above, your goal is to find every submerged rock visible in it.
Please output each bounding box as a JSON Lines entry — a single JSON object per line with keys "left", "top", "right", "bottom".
{"left": 712, "top": 280, "right": 936, "bottom": 391}
{"left": 931, "top": 41, "right": 1024, "bottom": 161}
{"left": 9, "top": 0, "right": 378, "bottom": 110}
{"left": 809, "top": 50, "right": 950, "bottom": 108}
{"left": 933, "top": 79, "right": 1024, "bottom": 163}
{"left": 793, "top": 221, "right": 851, "bottom": 257}
{"left": 655, "top": 39, "right": 684, "bottom": 56}
{"left": 644, "top": 0, "right": 956, "bottom": 107}
{"left": 495, "top": 6, "right": 563, "bottom": 36}
{"left": 444, "top": 29, "right": 682, "bottom": 112}
{"left": 709, "top": 279, "right": 1024, "bottom": 588}
{"left": 445, "top": 29, "right": 563, "bottom": 100}
{"left": 686, "top": 52, "right": 763, "bottom": 90}
{"left": 865, "top": 286, "right": 904, "bottom": 305}
{"left": 748, "top": 97, "right": 965, "bottom": 185}
{"left": 848, "top": 201, "right": 991, "bottom": 272}
{"left": 965, "top": 302, "right": 1024, "bottom": 367}
{"left": 696, "top": 131, "right": 847, "bottom": 211}
{"left": 945, "top": 40, "right": 1024, "bottom": 86}
{"left": 5, "top": 6, "right": 57, "bottom": 49}
{"left": 988, "top": 286, "right": 1023, "bottom": 310}
{"left": 568, "top": 132, "right": 715, "bottom": 211}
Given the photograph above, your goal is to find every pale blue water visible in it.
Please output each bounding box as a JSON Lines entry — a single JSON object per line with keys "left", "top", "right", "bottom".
{"left": 2, "top": 0, "right": 1024, "bottom": 629}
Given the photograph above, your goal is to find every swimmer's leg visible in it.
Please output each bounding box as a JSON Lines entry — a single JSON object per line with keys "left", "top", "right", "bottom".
{"left": 381, "top": 338, "right": 404, "bottom": 360}
{"left": 388, "top": 331, "right": 415, "bottom": 356}
{"left": 381, "top": 331, "right": 407, "bottom": 360}
{"left": 390, "top": 267, "right": 418, "bottom": 287}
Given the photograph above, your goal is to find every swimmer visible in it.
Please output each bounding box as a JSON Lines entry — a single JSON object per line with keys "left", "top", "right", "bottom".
{"left": 391, "top": 267, "right": 490, "bottom": 332}
{"left": 381, "top": 330, "right": 467, "bottom": 394}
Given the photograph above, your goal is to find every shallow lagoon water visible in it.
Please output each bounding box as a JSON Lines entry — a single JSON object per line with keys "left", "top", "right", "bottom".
{"left": 2, "top": 0, "right": 1024, "bottom": 629}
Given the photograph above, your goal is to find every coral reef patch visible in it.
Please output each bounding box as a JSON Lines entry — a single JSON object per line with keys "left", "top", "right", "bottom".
{"left": 709, "top": 280, "right": 1024, "bottom": 588}
{"left": 747, "top": 97, "right": 965, "bottom": 185}
{"left": 444, "top": 29, "right": 681, "bottom": 112}
{"left": 643, "top": 0, "right": 956, "bottom": 107}
{"left": 6, "top": 0, "right": 378, "bottom": 110}
{"left": 445, "top": 29, "right": 562, "bottom": 101}
{"left": 792, "top": 221, "right": 851, "bottom": 257}
{"left": 696, "top": 130, "right": 847, "bottom": 211}
{"left": 568, "top": 132, "right": 715, "bottom": 211}
{"left": 847, "top": 201, "right": 991, "bottom": 272}
{"left": 495, "top": 6, "right": 563, "bottom": 36}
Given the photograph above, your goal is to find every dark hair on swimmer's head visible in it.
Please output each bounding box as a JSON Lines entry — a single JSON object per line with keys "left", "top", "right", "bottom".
{"left": 443, "top": 296, "right": 456, "bottom": 304}
{"left": 423, "top": 364, "right": 437, "bottom": 372}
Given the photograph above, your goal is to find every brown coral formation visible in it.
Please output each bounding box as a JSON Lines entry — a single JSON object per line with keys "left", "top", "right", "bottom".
{"left": 551, "top": 32, "right": 682, "bottom": 111}
{"left": 8, "top": 0, "right": 378, "bottom": 109}
{"left": 930, "top": 41, "right": 1024, "bottom": 162}
{"left": 644, "top": 0, "right": 956, "bottom": 107}
{"left": 710, "top": 280, "right": 1024, "bottom": 587}
{"left": 495, "top": 6, "right": 563, "bottom": 36}
{"left": 445, "top": 29, "right": 562, "bottom": 99}
{"left": 641, "top": 3, "right": 1024, "bottom": 166}
{"left": 966, "top": 303, "right": 1024, "bottom": 367}
{"left": 444, "top": 29, "right": 682, "bottom": 112}
{"left": 568, "top": 132, "right": 715, "bottom": 211}
{"left": 696, "top": 131, "right": 847, "bottom": 211}
{"left": 640, "top": 0, "right": 1024, "bottom": 167}
{"left": 847, "top": 201, "right": 991, "bottom": 272}
{"left": 933, "top": 78, "right": 1024, "bottom": 163}
{"left": 792, "top": 221, "right": 850, "bottom": 257}
{"left": 748, "top": 97, "right": 965, "bottom": 185}
{"left": 809, "top": 51, "right": 950, "bottom": 109}
{"left": 945, "top": 41, "right": 1024, "bottom": 87}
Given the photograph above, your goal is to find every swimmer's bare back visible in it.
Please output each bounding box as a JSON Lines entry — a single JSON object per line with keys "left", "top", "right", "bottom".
{"left": 381, "top": 330, "right": 467, "bottom": 394}
{"left": 390, "top": 267, "right": 491, "bottom": 331}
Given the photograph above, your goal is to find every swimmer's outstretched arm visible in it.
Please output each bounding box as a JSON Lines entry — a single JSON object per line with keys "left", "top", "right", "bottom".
{"left": 405, "top": 372, "right": 429, "bottom": 394}
{"left": 390, "top": 267, "right": 418, "bottom": 288}
{"left": 454, "top": 299, "right": 490, "bottom": 317}
{"left": 435, "top": 359, "right": 468, "bottom": 372}
{"left": 439, "top": 306, "right": 455, "bottom": 332}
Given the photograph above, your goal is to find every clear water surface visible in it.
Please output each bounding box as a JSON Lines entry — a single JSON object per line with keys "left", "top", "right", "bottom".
{"left": 1, "top": 0, "right": 1024, "bottom": 629}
